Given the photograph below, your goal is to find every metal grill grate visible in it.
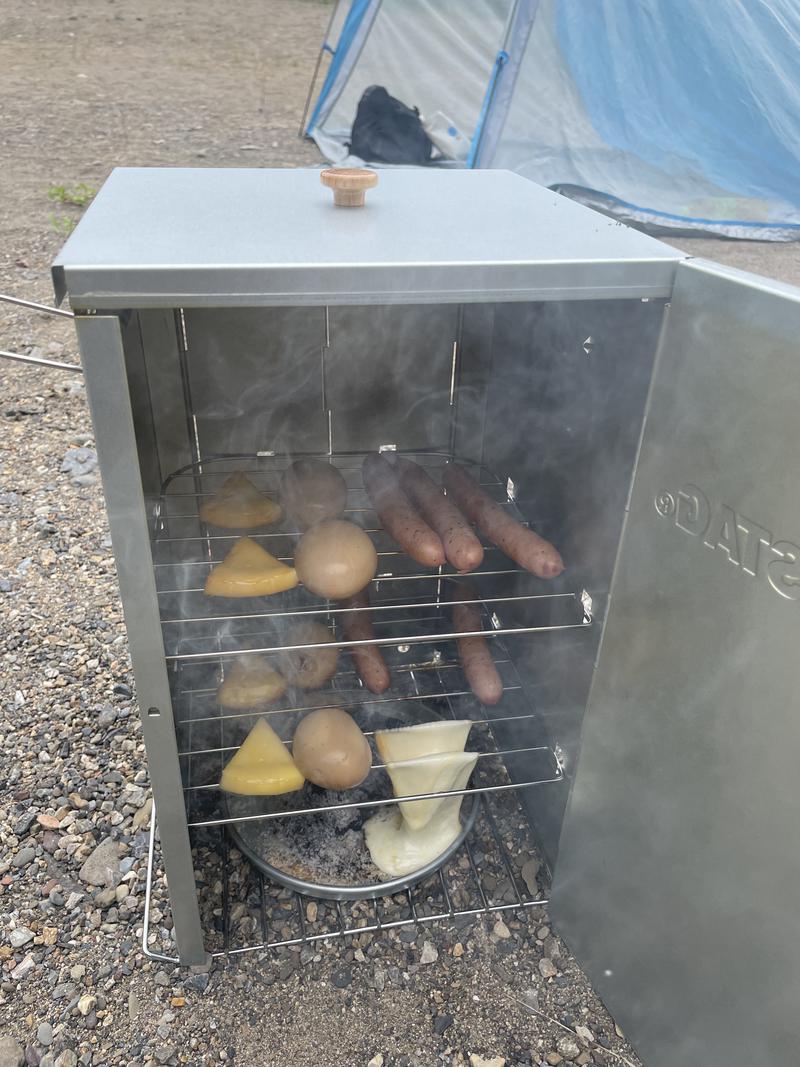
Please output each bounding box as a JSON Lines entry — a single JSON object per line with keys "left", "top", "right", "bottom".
{"left": 142, "top": 789, "right": 549, "bottom": 962}
{"left": 143, "top": 451, "right": 580, "bottom": 955}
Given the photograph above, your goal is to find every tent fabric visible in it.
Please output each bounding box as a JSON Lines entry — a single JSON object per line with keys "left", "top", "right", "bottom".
{"left": 307, "top": 0, "right": 800, "bottom": 240}
{"left": 309, "top": 0, "right": 511, "bottom": 165}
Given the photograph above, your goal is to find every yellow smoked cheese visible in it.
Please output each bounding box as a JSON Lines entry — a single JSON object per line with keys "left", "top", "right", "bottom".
{"left": 220, "top": 718, "right": 304, "bottom": 795}
{"left": 199, "top": 472, "right": 282, "bottom": 529}
{"left": 204, "top": 537, "right": 298, "bottom": 598}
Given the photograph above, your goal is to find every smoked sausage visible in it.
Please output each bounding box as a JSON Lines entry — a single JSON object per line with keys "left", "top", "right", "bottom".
{"left": 338, "top": 588, "right": 391, "bottom": 694}
{"left": 442, "top": 463, "right": 564, "bottom": 579}
{"left": 362, "top": 453, "right": 446, "bottom": 567}
{"left": 395, "top": 458, "right": 484, "bottom": 573}
{"left": 452, "top": 586, "right": 503, "bottom": 706}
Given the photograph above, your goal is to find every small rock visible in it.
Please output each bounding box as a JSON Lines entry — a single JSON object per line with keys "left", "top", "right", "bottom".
{"left": 61, "top": 448, "right": 97, "bottom": 481}
{"left": 538, "top": 958, "right": 558, "bottom": 979}
{"left": 39, "top": 1058, "right": 54, "bottom": 1067}
{"left": 54, "top": 1054, "right": 77, "bottom": 1067}
{"left": 35, "top": 1026, "right": 52, "bottom": 1048}
{"left": 545, "top": 1054, "right": 562, "bottom": 1066}
{"left": 154, "top": 1047, "right": 175, "bottom": 1065}
{"left": 128, "top": 990, "right": 140, "bottom": 1020}
{"left": 97, "top": 706, "right": 117, "bottom": 728}
{"left": 94, "top": 887, "right": 116, "bottom": 908}
{"left": 452, "top": 942, "right": 464, "bottom": 958}
{"left": 187, "top": 972, "right": 209, "bottom": 992}
{"left": 153, "top": 970, "right": 170, "bottom": 987}
{"left": 24, "top": 1049, "right": 39, "bottom": 1067}
{"left": 419, "top": 941, "right": 438, "bottom": 965}
{"left": 9, "top": 928, "right": 34, "bottom": 948}
{"left": 521, "top": 858, "right": 540, "bottom": 895}
{"left": 331, "top": 967, "right": 352, "bottom": 988}
{"left": 367, "top": 1057, "right": 384, "bottom": 1067}
{"left": 305, "top": 901, "right": 317, "bottom": 923}
{"left": 556, "top": 1036, "right": 580, "bottom": 1060}
{"left": 78, "top": 837, "right": 120, "bottom": 888}
{"left": 469, "top": 1057, "right": 505, "bottom": 1067}
{"left": 41, "top": 927, "right": 58, "bottom": 946}
{"left": 433, "top": 1014, "right": 453, "bottom": 1036}
{"left": 13, "top": 813, "right": 36, "bottom": 837}
{"left": 170, "top": 996, "right": 185, "bottom": 1008}
{"left": 574, "top": 1025, "right": 593, "bottom": 1046}
{"left": 372, "top": 968, "right": 385, "bottom": 993}
{"left": 70, "top": 965, "right": 86, "bottom": 981}
{"left": 77, "top": 994, "right": 96, "bottom": 1016}
{"left": 11, "top": 956, "right": 35, "bottom": 981}
{"left": 0, "top": 1036, "right": 24, "bottom": 1067}
{"left": 575, "top": 1055, "right": 591, "bottom": 1066}
{"left": 12, "top": 848, "right": 36, "bottom": 868}
{"left": 492, "top": 919, "right": 511, "bottom": 939}
{"left": 36, "top": 814, "right": 61, "bottom": 830}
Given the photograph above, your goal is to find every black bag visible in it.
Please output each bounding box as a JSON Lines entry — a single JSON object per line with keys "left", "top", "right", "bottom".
{"left": 349, "top": 85, "right": 433, "bottom": 165}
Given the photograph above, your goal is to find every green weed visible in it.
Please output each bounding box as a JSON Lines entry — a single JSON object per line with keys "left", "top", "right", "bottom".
{"left": 47, "top": 182, "right": 97, "bottom": 207}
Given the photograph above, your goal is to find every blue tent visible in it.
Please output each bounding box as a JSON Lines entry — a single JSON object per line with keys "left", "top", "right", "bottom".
{"left": 304, "top": 0, "right": 800, "bottom": 240}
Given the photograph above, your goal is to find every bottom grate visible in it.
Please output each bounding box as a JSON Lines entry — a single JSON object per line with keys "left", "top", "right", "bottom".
{"left": 142, "top": 787, "right": 549, "bottom": 962}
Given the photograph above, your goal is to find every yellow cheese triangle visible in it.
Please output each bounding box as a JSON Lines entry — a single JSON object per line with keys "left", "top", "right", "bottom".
{"left": 375, "top": 720, "right": 472, "bottom": 764}
{"left": 220, "top": 717, "right": 304, "bottom": 795}
{"left": 217, "top": 654, "right": 287, "bottom": 709}
{"left": 199, "top": 472, "right": 282, "bottom": 529}
{"left": 204, "top": 537, "right": 298, "bottom": 598}
{"left": 384, "top": 751, "right": 478, "bottom": 830}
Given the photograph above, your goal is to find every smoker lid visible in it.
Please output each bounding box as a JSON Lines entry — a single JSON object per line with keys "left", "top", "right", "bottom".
{"left": 52, "top": 167, "right": 682, "bottom": 308}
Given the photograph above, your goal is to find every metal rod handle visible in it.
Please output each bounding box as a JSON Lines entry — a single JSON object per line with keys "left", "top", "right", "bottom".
{"left": 0, "top": 292, "right": 74, "bottom": 319}
{"left": 0, "top": 348, "right": 83, "bottom": 374}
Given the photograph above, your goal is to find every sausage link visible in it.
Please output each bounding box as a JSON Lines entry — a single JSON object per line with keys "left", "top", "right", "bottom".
{"left": 338, "top": 589, "right": 391, "bottom": 694}
{"left": 362, "top": 453, "right": 445, "bottom": 567}
{"left": 395, "top": 458, "right": 484, "bottom": 573}
{"left": 452, "top": 589, "right": 503, "bottom": 706}
{"left": 443, "top": 463, "right": 564, "bottom": 579}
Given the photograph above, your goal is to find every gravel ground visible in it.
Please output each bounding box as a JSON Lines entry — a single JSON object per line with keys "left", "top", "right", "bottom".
{"left": 2, "top": 3, "right": 799, "bottom": 1065}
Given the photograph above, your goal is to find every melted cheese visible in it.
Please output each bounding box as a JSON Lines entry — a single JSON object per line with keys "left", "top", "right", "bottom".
{"left": 199, "top": 472, "right": 282, "bottom": 529}
{"left": 384, "top": 751, "right": 478, "bottom": 830}
{"left": 365, "top": 794, "right": 467, "bottom": 877}
{"left": 219, "top": 718, "right": 304, "bottom": 795}
{"left": 204, "top": 537, "right": 298, "bottom": 597}
{"left": 217, "top": 654, "right": 287, "bottom": 710}
{"left": 375, "top": 720, "right": 472, "bottom": 764}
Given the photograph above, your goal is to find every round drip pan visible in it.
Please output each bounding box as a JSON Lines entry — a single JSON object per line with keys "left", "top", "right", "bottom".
{"left": 225, "top": 700, "right": 479, "bottom": 901}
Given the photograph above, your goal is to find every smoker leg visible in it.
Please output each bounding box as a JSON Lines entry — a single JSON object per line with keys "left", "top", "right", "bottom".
{"left": 75, "top": 315, "right": 210, "bottom": 967}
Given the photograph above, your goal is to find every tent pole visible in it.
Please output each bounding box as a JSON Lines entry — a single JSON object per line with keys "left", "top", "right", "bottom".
{"left": 298, "top": 0, "right": 343, "bottom": 138}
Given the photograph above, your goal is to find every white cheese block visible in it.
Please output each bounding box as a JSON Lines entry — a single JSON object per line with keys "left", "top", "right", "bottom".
{"left": 384, "top": 750, "right": 478, "bottom": 830}
{"left": 364, "top": 794, "right": 467, "bottom": 877}
{"left": 375, "top": 719, "right": 472, "bottom": 764}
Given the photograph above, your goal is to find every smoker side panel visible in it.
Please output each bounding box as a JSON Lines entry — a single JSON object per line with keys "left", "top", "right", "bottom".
{"left": 551, "top": 261, "right": 800, "bottom": 1063}
{"left": 75, "top": 315, "right": 208, "bottom": 965}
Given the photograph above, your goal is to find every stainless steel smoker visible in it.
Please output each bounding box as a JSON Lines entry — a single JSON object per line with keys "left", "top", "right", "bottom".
{"left": 52, "top": 167, "right": 800, "bottom": 1067}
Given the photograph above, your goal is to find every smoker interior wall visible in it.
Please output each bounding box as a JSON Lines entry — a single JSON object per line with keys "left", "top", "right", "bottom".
{"left": 475, "top": 298, "right": 667, "bottom": 865}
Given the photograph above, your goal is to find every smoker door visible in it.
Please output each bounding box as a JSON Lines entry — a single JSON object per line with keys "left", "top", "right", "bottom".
{"left": 551, "top": 260, "right": 800, "bottom": 1065}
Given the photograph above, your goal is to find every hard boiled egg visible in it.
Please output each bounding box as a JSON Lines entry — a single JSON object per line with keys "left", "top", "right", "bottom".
{"left": 294, "top": 519, "right": 377, "bottom": 599}
{"left": 291, "top": 707, "right": 372, "bottom": 790}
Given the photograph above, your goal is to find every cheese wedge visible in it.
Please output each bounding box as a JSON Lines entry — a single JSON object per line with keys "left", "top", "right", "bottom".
{"left": 217, "top": 654, "right": 287, "bottom": 710}
{"left": 384, "top": 750, "right": 478, "bottom": 830}
{"left": 204, "top": 537, "right": 298, "bottom": 598}
{"left": 199, "top": 472, "right": 282, "bottom": 529}
{"left": 375, "top": 720, "right": 472, "bottom": 765}
{"left": 219, "top": 718, "right": 304, "bottom": 795}
{"left": 365, "top": 794, "right": 467, "bottom": 878}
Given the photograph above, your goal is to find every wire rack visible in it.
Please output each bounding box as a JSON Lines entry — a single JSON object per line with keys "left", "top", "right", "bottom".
{"left": 152, "top": 451, "right": 590, "bottom": 829}
{"left": 142, "top": 451, "right": 585, "bottom": 956}
{"left": 142, "top": 788, "right": 550, "bottom": 962}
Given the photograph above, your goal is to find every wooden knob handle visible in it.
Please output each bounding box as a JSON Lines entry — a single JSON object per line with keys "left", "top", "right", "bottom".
{"left": 321, "top": 168, "right": 378, "bottom": 207}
